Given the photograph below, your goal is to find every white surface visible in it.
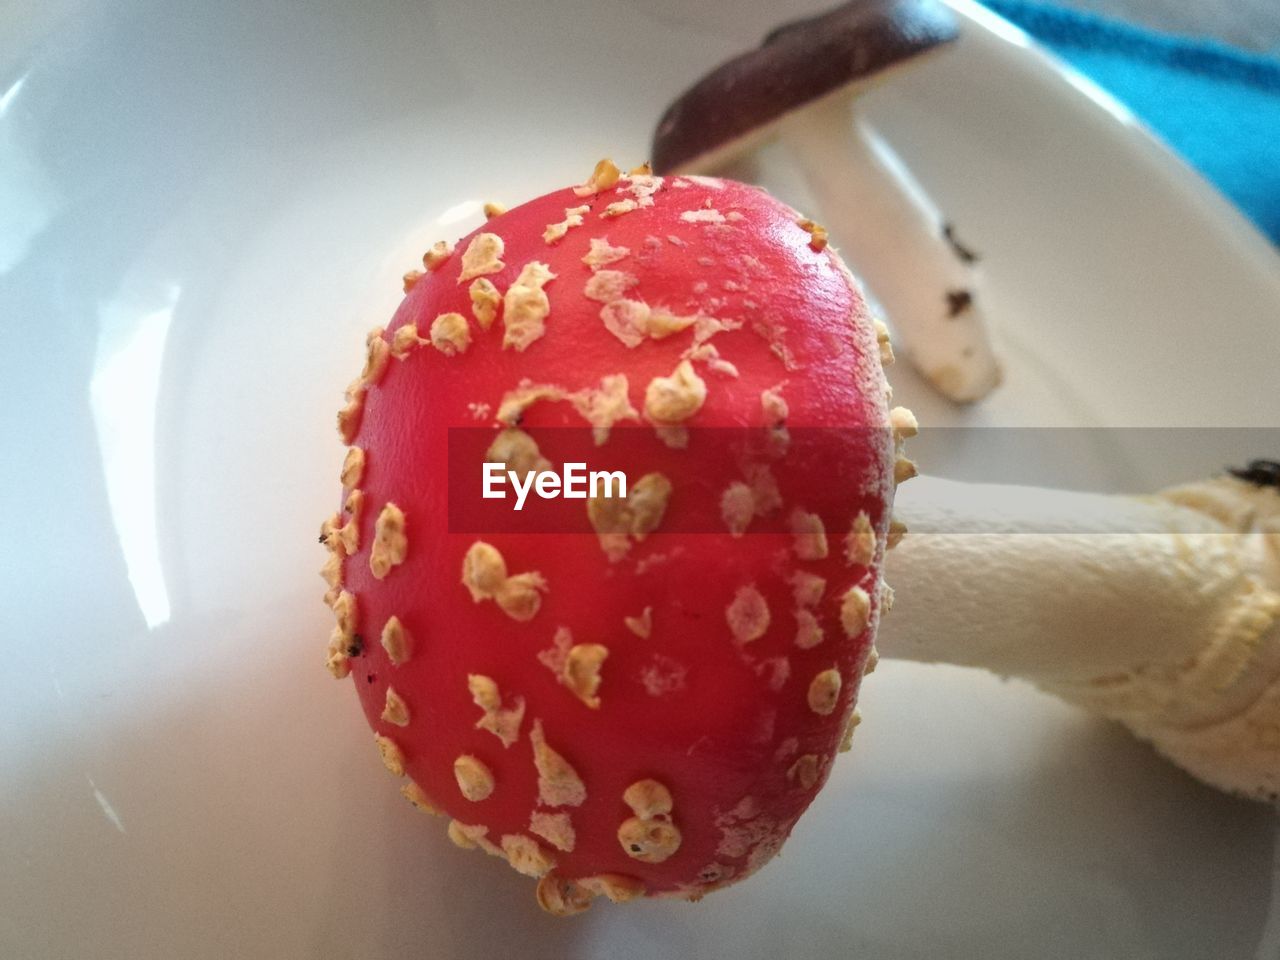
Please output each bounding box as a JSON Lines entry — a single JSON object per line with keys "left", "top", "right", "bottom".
{"left": 3, "top": 1, "right": 1280, "bottom": 957}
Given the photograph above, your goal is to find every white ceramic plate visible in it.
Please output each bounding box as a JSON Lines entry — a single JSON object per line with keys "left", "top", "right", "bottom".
{"left": 4, "top": 1, "right": 1280, "bottom": 957}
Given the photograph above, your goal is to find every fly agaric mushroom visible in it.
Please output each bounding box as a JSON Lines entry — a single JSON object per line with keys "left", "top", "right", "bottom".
{"left": 321, "top": 161, "right": 1280, "bottom": 919}
{"left": 322, "top": 161, "right": 899, "bottom": 913}
{"left": 651, "top": 0, "right": 1003, "bottom": 404}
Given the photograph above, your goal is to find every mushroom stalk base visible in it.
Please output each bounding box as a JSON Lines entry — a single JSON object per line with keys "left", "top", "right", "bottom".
{"left": 878, "top": 475, "right": 1280, "bottom": 801}
{"left": 779, "top": 98, "right": 1002, "bottom": 403}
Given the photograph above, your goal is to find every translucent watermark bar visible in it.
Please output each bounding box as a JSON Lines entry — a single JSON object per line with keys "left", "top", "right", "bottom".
{"left": 446, "top": 426, "right": 1280, "bottom": 535}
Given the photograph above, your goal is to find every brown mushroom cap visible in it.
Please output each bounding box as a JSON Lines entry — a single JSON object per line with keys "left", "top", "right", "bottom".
{"left": 651, "top": 0, "right": 958, "bottom": 174}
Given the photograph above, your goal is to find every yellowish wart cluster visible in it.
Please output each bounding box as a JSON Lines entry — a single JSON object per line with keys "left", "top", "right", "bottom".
{"left": 467, "top": 674, "right": 527, "bottom": 748}
{"left": 320, "top": 445, "right": 370, "bottom": 677}
{"left": 529, "top": 718, "right": 587, "bottom": 807}
{"left": 423, "top": 240, "right": 454, "bottom": 271}
{"left": 807, "top": 668, "right": 842, "bottom": 716}
{"left": 501, "top": 835, "right": 557, "bottom": 878}
{"left": 599, "top": 295, "right": 697, "bottom": 350}
{"left": 792, "top": 571, "right": 827, "bottom": 650}
{"left": 538, "top": 627, "right": 609, "bottom": 709}
{"left": 401, "top": 781, "right": 442, "bottom": 815}
{"left": 582, "top": 236, "right": 630, "bottom": 270}
{"left": 401, "top": 231, "right": 561, "bottom": 357}
{"left": 453, "top": 754, "right": 496, "bottom": 802}
{"left": 429, "top": 312, "right": 470, "bottom": 356}
{"left": 382, "top": 687, "right": 410, "bottom": 727}
{"left": 726, "top": 585, "right": 770, "bottom": 645}
{"left": 796, "top": 217, "right": 829, "bottom": 251}
{"left": 790, "top": 508, "right": 828, "bottom": 561}
{"left": 461, "top": 541, "right": 547, "bottom": 622}
{"left": 624, "top": 606, "right": 653, "bottom": 638}
{"left": 376, "top": 733, "right": 406, "bottom": 777}
{"left": 369, "top": 503, "right": 408, "bottom": 579}
{"left": 644, "top": 359, "right": 706, "bottom": 427}
{"left": 571, "top": 374, "right": 640, "bottom": 445}
{"left": 679, "top": 206, "right": 726, "bottom": 224}
{"left": 840, "top": 586, "right": 871, "bottom": 639}
{"left": 323, "top": 590, "right": 359, "bottom": 679}
{"left": 337, "top": 328, "right": 391, "bottom": 444}
{"left": 457, "top": 232, "right": 505, "bottom": 283}
{"left": 486, "top": 428, "right": 552, "bottom": 480}
{"left": 838, "top": 709, "right": 863, "bottom": 754}
{"left": 536, "top": 872, "right": 644, "bottom": 917}
{"left": 787, "top": 753, "right": 821, "bottom": 790}
{"left": 446, "top": 821, "right": 559, "bottom": 882}
{"left": 502, "top": 261, "right": 556, "bottom": 352}
{"left": 380, "top": 615, "right": 411, "bottom": 665}
{"left": 419, "top": 720, "right": 596, "bottom": 908}
{"left": 529, "top": 811, "right": 576, "bottom": 852}
{"left": 586, "top": 471, "right": 672, "bottom": 562}
{"left": 845, "top": 511, "right": 876, "bottom": 567}
{"left": 574, "top": 157, "right": 622, "bottom": 197}
{"left": 618, "top": 778, "right": 682, "bottom": 864}
{"left": 469, "top": 278, "right": 501, "bottom": 329}
{"left": 544, "top": 204, "right": 590, "bottom": 245}
{"left": 718, "top": 462, "right": 781, "bottom": 537}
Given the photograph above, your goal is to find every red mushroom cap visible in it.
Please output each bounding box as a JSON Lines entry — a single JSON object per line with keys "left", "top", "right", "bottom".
{"left": 321, "top": 162, "right": 902, "bottom": 913}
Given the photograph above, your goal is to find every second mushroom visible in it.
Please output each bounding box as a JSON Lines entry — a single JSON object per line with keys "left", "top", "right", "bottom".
{"left": 652, "top": 0, "right": 1003, "bottom": 404}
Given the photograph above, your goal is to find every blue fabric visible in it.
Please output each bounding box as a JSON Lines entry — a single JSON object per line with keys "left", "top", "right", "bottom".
{"left": 985, "top": 0, "right": 1280, "bottom": 243}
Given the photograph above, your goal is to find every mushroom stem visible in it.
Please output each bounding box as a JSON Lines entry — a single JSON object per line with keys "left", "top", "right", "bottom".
{"left": 778, "top": 97, "right": 1001, "bottom": 403}
{"left": 878, "top": 475, "right": 1280, "bottom": 800}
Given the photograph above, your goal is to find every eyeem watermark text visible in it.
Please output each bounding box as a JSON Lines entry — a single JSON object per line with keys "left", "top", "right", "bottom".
{"left": 483, "top": 462, "right": 627, "bottom": 511}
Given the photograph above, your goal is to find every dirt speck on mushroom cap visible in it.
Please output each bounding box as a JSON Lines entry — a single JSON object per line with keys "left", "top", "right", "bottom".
{"left": 324, "top": 168, "right": 899, "bottom": 909}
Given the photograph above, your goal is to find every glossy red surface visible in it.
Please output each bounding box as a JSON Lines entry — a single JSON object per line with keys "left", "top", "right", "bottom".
{"left": 335, "top": 172, "right": 894, "bottom": 901}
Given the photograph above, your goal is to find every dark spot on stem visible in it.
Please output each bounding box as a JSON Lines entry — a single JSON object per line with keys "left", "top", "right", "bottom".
{"left": 942, "top": 223, "right": 980, "bottom": 264}
{"left": 1228, "top": 460, "right": 1280, "bottom": 489}
{"left": 946, "top": 289, "right": 973, "bottom": 318}
{"left": 348, "top": 634, "right": 365, "bottom": 658}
